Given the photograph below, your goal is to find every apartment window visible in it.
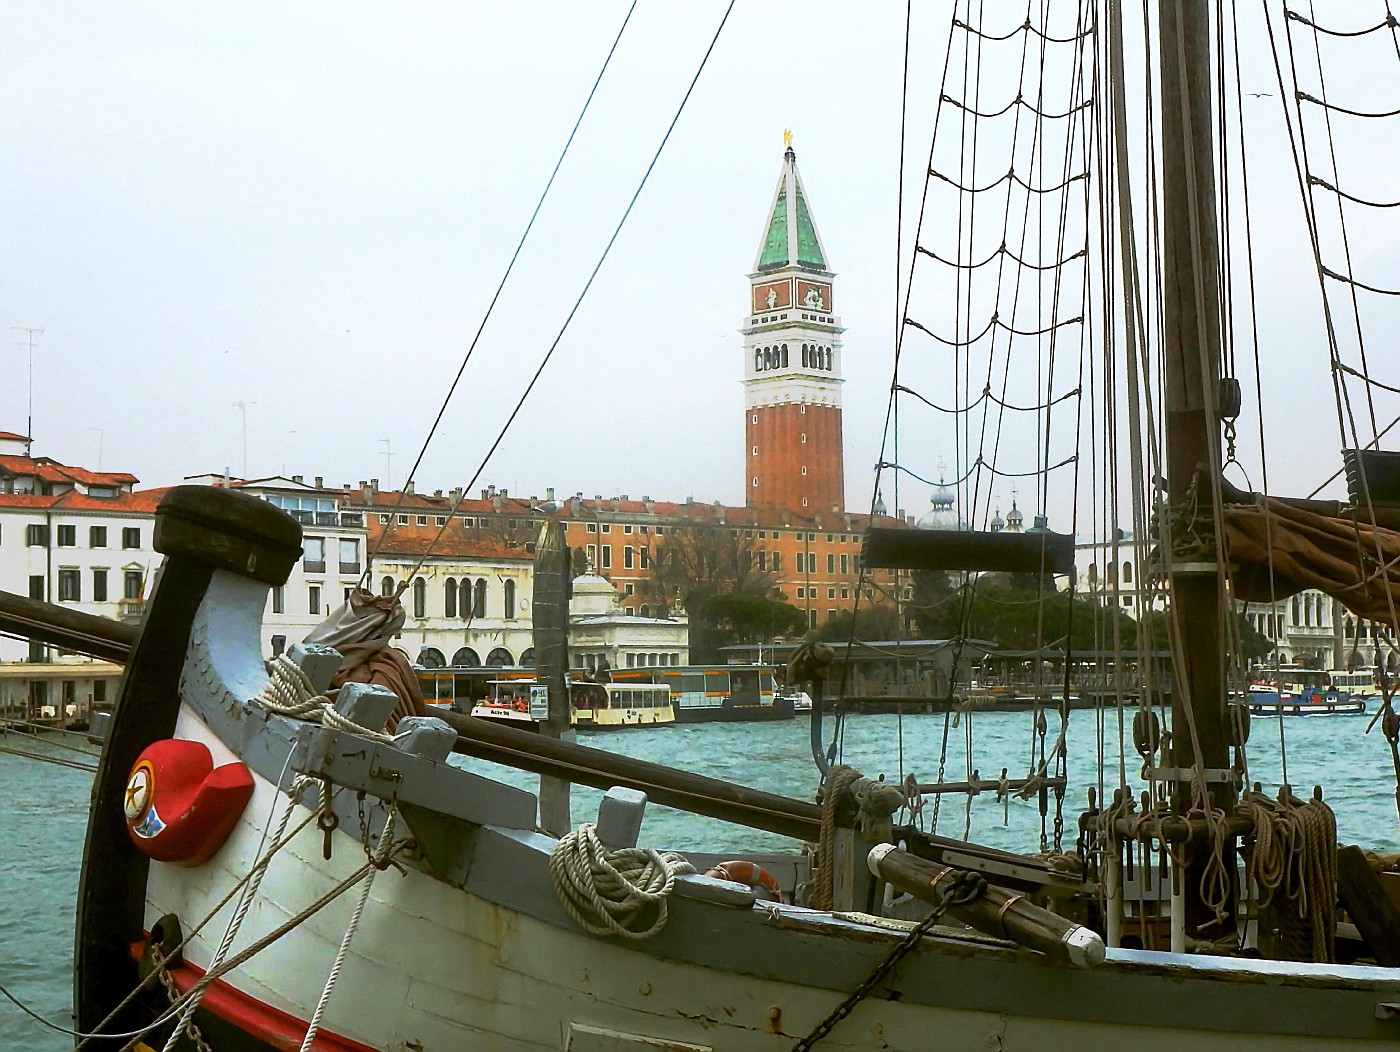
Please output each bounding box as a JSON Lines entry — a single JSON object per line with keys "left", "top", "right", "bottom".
{"left": 271, "top": 635, "right": 287, "bottom": 658}
{"left": 601, "top": 545, "right": 612, "bottom": 569}
{"left": 624, "top": 524, "right": 633, "bottom": 534}
{"left": 303, "top": 537, "right": 326, "bottom": 573}
{"left": 587, "top": 522, "right": 597, "bottom": 533}
{"left": 436, "top": 516, "right": 447, "bottom": 526}
{"left": 623, "top": 546, "right": 634, "bottom": 569}
{"left": 807, "top": 553, "right": 817, "bottom": 573}
{"left": 757, "top": 551, "right": 767, "bottom": 572}
{"left": 772, "top": 551, "right": 782, "bottom": 573}
{"left": 655, "top": 526, "right": 664, "bottom": 535}
{"left": 828, "top": 588, "right": 836, "bottom": 599}
{"left": 473, "top": 578, "right": 487, "bottom": 618}
{"left": 26, "top": 524, "right": 49, "bottom": 547}
{"left": 624, "top": 583, "right": 635, "bottom": 596}
{"left": 90, "top": 525, "right": 108, "bottom": 548}
{"left": 444, "top": 579, "right": 458, "bottom": 618}
{"left": 379, "top": 514, "right": 390, "bottom": 524}
{"left": 56, "top": 524, "right": 76, "bottom": 547}
{"left": 58, "top": 568, "right": 81, "bottom": 602}
{"left": 92, "top": 569, "right": 108, "bottom": 602}
{"left": 381, "top": 576, "right": 394, "bottom": 597}
{"left": 28, "top": 575, "right": 44, "bottom": 600}
{"left": 397, "top": 515, "right": 409, "bottom": 525}
{"left": 504, "top": 579, "right": 516, "bottom": 619}
{"left": 124, "top": 571, "right": 143, "bottom": 600}
{"left": 808, "top": 610, "right": 818, "bottom": 628}
{"left": 602, "top": 524, "right": 611, "bottom": 534}
{"left": 272, "top": 585, "right": 285, "bottom": 614}
{"left": 309, "top": 585, "right": 322, "bottom": 615}
{"left": 841, "top": 554, "right": 849, "bottom": 574}
{"left": 93, "top": 680, "right": 107, "bottom": 705}
{"left": 338, "top": 538, "right": 361, "bottom": 575}
{"left": 827, "top": 553, "right": 835, "bottom": 574}
{"left": 640, "top": 547, "right": 650, "bottom": 569}
{"left": 797, "top": 587, "right": 806, "bottom": 599}
{"left": 417, "top": 515, "right": 427, "bottom": 526}
{"left": 827, "top": 609, "right": 837, "bottom": 621}
{"left": 122, "top": 527, "right": 141, "bottom": 549}
{"left": 808, "top": 532, "right": 816, "bottom": 541}
{"left": 841, "top": 588, "right": 850, "bottom": 599}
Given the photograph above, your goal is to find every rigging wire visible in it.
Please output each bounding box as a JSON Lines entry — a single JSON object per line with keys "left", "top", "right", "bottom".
{"left": 366, "top": 0, "right": 638, "bottom": 571}
{"left": 390, "top": 1, "right": 737, "bottom": 586}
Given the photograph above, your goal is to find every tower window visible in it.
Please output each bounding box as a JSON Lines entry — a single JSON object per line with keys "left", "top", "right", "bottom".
{"left": 751, "top": 414, "right": 757, "bottom": 424}
{"left": 801, "top": 434, "right": 807, "bottom": 443}
{"left": 800, "top": 405, "right": 807, "bottom": 415}
{"left": 801, "top": 466, "right": 808, "bottom": 475}
{"left": 781, "top": 344, "right": 789, "bottom": 367}
{"left": 802, "top": 497, "right": 809, "bottom": 507}
{"left": 754, "top": 350, "right": 762, "bottom": 371}
{"left": 802, "top": 344, "right": 809, "bottom": 368}
{"left": 752, "top": 477, "right": 758, "bottom": 487}
{"left": 752, "top": 446, "right": 758, "bottom": 456}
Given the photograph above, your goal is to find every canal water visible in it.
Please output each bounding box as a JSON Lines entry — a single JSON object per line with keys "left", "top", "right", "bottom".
{"left": 2, "top": 710, "right": 1396, "bottom": 1048}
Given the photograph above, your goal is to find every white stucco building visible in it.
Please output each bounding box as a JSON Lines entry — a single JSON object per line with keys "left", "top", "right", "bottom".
{"left": 569, "top": 570, "right": 689, "bottom": 673}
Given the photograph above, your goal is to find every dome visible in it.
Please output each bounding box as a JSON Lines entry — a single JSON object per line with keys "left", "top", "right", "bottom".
{"left": 916, "top": 476, "right": 961, "bottom": 531}
{"left": 570, "top": 572, "right": 618, "bottom": 616}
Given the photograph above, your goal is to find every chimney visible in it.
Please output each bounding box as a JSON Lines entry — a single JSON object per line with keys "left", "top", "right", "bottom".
{"left": 314, "top": 476, "right": 323, "bottom": 488}
{"left": 451, "top": 487, "right": 463, "bottom": 504}
{"left": 434, "top": 489, "right": 443, "bottom": 498}
{"left": 897, "top": 508, "right": 904, "bottom": 520}
{"left": 371, "top": 478, "right": 379, "bottom": 490}
{"left": 292, "top": 474, "right": 304, "bottom": 484}
{"left": 361, "top": 480, "right": 373, "bottom": 503}
{"left": 546, "top": 486, "right": 556, "bottom": 502}
{"left": 405, "top": 480, "right": 415, "bottom": 494}
{"left": 621, "top": 494, "right": 628, "bottom": 501}
{"left": 644, "top": 498, "right": 655, "bottom": 514}
{"left": 481, "top": 488, "right": 490, "bottom": 500}
{"left": 500, "top": 488, "right": 508, "bottom": 498}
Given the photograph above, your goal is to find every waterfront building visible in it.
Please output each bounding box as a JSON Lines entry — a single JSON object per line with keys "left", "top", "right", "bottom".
{"left": 569, "top": 568, "right": 689, "bottom": 673}
{"left": 0, "top": 431, "right": 158, "bottom": 720}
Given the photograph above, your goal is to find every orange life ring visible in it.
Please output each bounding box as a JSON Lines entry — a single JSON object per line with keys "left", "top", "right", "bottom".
{"left": 706, "top": 859, "right": 784, "bottom": 903}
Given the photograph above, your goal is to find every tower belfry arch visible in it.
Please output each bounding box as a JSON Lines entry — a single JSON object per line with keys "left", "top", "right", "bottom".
{"left": 741, "top": 138, "right": 846, "bottom": 513}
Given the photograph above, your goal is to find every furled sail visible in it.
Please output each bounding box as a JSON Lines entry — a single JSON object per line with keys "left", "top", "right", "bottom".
{"left": 1223, "top": 493, "right": 1400, "bottom": 623}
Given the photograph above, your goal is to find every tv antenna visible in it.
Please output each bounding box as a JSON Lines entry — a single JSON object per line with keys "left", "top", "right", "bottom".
{"left": 10, "top": 327, "right": 44, "bottom": 456}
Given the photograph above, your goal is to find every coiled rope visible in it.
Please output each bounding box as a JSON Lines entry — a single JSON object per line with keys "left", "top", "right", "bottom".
{"left": 255, "top": 653, "right": 393, "bottom": 744}
{"left": 550, "top": 824, "right": 694, "bottom": 940}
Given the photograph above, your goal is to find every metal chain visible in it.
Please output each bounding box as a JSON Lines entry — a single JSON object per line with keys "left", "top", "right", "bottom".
{"left": 791, "top": 871, "right": 986, "bottom": 1050}
{"left": 148, "top": 947, "right": 214, "bottom": 1052}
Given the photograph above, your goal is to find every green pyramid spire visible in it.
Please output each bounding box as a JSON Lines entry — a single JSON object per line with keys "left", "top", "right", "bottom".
{"left": 754, "top": 142, "right": 829, "bottom": 273}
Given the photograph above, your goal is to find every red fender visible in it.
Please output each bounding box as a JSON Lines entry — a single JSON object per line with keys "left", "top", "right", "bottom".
{"left": 706, "top": 860, "right": 785, "bottom": 903}
{"left": 124, "top": 739, "right": 254, "bottom": 866}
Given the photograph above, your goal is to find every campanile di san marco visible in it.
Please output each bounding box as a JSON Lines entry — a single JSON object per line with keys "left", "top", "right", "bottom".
{"left": 742, "top": 136, "right": 846, "bottom": 513}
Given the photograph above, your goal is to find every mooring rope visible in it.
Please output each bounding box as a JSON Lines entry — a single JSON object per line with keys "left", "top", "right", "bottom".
{"left": 550, "top": 823, "right": 693, "bottom": 940}
{"left": 254, "top": 653, "right": 394, "bottom": 745}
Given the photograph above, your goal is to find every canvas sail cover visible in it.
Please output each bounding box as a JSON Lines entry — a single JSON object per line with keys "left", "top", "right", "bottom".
{"left": 304, "top": 586, "right": 428, "bottom": 729}
{"left": 1223, "top": 496, "right": 1400, "bottom": 625}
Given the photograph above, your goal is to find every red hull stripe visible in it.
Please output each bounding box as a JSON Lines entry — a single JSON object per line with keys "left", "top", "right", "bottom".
{"left": 132, "top": 940, "right": 378, "bottom": 1052}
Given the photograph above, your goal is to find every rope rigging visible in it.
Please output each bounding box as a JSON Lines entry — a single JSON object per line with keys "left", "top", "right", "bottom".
{"left": 929, "top": 164, "right": 1089, "bottom": 196}
{"left": 941, "top": 92, "right": 1094, "bottom": 121}
{"left": 893, "top": 381, "right": 1080, "bottom": 415}
{"left": 916, "top": 240, "right": 1087, "bottom": 271}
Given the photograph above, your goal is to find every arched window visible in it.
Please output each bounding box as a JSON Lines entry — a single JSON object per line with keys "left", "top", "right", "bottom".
{"left": 473, "top": 578, "right": 487, "bottom": 618}
{"left": 504, "top": 579, "right": 516, "bottom": 619}
{"left": 639, "top": 604, "right": 650, "bottom": 618}
{"left": 519, "top": 647, "right": 536, "bottom": 667}
{"left": 780, "top": 344, "right": 788, "bottom": 367}
{"left": 1291, "top": 596, "right": 1300, "bottom": 625}
{"left": 1087, "top": 564, "right": 1098, "bottom": 588}
{"left": 1122, "top": 561, "right": 1133, "bottom": 584}
{"left": 825, "top": 347, "right": 833, "bottom": 370}
{"left": 802, "top": 344, "right": 809, "bottom": 367}
{"left": 412, "top": 577, "right": 426, "bottom": 618}
{"left": 417, "top": 647, "right": 445, "bottom": 669}
{"left": 444, "top": 578, "right": 457, "bottom": 618}
{"left": 452, "top": 646, "right": 480, "bottom": 667}
{"left": 754, "top": 349, "right": 762, "bottom": 371}
{"left": 486, "top": 646, "right": 513, "bottom": 667}
{"left": 381, "top": 576, "right": 394, "bottom": 597}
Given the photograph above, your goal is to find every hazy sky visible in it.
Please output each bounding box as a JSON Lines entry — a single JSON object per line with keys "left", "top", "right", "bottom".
{"left": 3, "top": 3, "right": 1397, "bottom": 535}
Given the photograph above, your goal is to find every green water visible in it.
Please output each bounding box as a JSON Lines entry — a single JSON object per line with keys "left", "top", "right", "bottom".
{"left": 2, "top": 711, "right": 1396, "bottom": 1048}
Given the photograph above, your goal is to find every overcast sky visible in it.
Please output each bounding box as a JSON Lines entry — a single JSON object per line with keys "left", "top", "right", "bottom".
{"left": 3, "top": 3, "right": 1397, "bottom": 536}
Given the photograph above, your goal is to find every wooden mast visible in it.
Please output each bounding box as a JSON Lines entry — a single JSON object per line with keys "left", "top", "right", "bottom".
{"left": 533, "top": 517, "right": 573, "bottom": 835}
{"left": 1158, "top": 0, "right": 1236, "bottom": 935}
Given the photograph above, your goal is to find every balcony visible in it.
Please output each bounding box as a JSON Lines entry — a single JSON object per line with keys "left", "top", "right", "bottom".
{"left": 118, "top": 598, "right": 146, "bottom": 623}
{"left": 339, "top": 561, "right": 362, "bottom": 576}
{"left": 340, "top": 512, "right": 364, "bottom": 527}
{"left": 303, "top": 560, "right": 326, "bottom": 574}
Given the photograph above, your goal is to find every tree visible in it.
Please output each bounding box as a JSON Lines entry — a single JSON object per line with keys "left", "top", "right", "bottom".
{"left": 640, "top": 523, "right": 791, "bottom": 662}
{"left": 818, "top": 603, "right": 903, "bottom": 642}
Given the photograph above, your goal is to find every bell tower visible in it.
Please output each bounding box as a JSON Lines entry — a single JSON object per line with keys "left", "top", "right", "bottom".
{"left": 742, "top": 135, "right": 845, "bottom": 512}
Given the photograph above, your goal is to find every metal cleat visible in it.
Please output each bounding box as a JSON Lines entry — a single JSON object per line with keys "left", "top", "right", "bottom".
{"left": 595, "top": 786, "right": 647, "bottom": 850}
{"left": 332, "top": 682, "right": 398, "bottom": 735}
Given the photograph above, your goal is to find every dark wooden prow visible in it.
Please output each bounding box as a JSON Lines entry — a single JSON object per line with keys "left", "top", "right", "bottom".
{"left": 74, "top": 485, "right": 302, "bottom": 1042}
{"left": 1336, "top": 845, "right": 1400, "bottom": 967}
{"left": 862, "top": 526, "right": 1075, "bottom": 576}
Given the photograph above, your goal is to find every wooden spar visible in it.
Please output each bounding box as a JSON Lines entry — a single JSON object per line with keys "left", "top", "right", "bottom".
{"left": 0, "top": 588, "right": 137, "bottom": 664}
{"left": 913, "top": 776, "right": 1065, "bottom": 796}
{"left": 867, "top": 844, "right": 1104, "bottom": 967}
{"left": 436, "top": 708, "right": 822, "bottom": 842}
{"left": 533, "top": 518, "right": 572, "bottom": 836}
{"left": 1158, "top": 0, "right": 1236, "bottom": 934}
